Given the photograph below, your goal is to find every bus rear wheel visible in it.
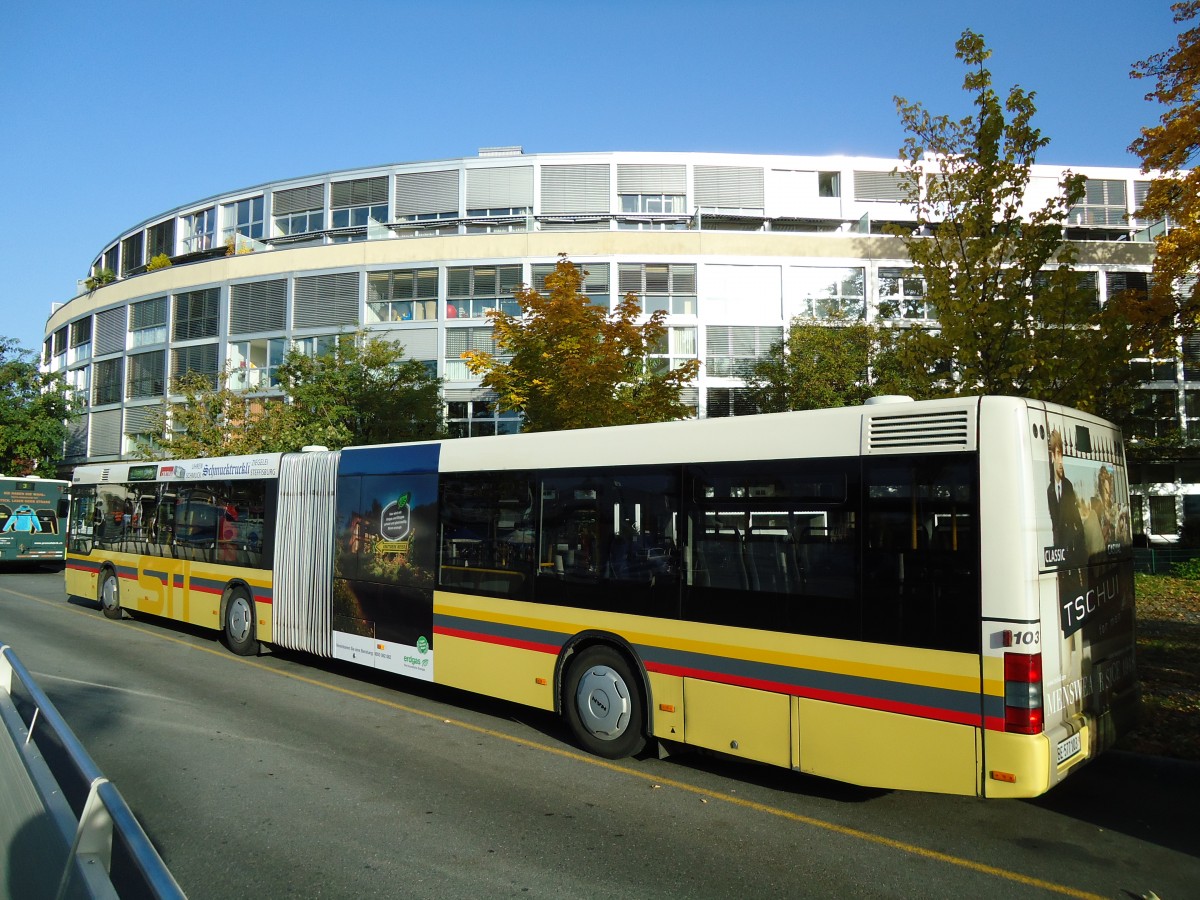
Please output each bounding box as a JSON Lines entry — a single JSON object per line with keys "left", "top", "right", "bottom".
{"left": 564, "top": 645, "right": 646, "bottom": 759}
{"left": 98, "top": 570, "right": 122, "bottom": 620}
{"left": 223, "top": 589, "right": 258, "bottom": 656}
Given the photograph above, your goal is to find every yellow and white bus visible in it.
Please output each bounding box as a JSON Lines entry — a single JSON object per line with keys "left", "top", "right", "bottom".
{"left": 64, "top": 396, "right": 1138, "bottom": 797}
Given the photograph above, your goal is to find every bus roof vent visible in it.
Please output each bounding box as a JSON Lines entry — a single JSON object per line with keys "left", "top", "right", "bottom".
{"left": 866, "top": 409, "right": 972, "bottom": 453}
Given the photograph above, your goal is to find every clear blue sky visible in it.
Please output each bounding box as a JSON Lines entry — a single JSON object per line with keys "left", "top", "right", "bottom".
{"left": 0, "top": 0, "right": 1183, "bottom": 355}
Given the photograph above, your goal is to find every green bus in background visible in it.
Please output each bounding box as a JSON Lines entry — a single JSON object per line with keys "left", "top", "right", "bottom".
{"left": 0, "top": 476, "right": 70, "bottom": 563}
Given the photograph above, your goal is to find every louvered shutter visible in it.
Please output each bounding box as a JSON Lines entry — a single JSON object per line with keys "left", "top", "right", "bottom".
{"left": 446, "top": 327, "right": 500, "bottom": 357}
{"left": 123, "top": 405, "right": 159, "bottom": 436}
{"left": 395, "top": 170, "right": 460, "bottom": 218}
{"left": 273, "top": 184, "right": 325, "bottom": 215}
{"left": 129, "top": 297, "right": 167, "bottom": 331}
{"left": 293, "top": 272, "right": 359, "bottom": 328}
{"left": 378, "top": 328, "right": 438, "bottom": 360}
{"left": 171, "top": 344, "right": 218, "bottom": 379}
{"left": 331, "top": 176, "right": 387, "bottom": 208}
{"left": 694, "top": 166, "right": 764, "bottom": 209}
{"left": 854, "top": 171, "right": 907, "bottom": 201}
{"left": 229, "top": 279, "right": 288, "bottom": 335}
{"left": 617, "top": 164, "right": 686, "bottom": 194}
{"left": 540, "top": 164, "right": 610, "bottom": 214}
{"left": 93, "top": 307, "right": 126, "bottom": 355}
{"left": 466, "top": 166, "right": 534, "bottom": 209}
{"left": 90, "top": 409, "right": 122, "bottom": 456}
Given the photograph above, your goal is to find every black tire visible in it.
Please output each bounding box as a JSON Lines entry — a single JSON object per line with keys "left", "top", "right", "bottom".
{"left": 223, "top": 588, "right": 258, "bottom": 656}
{"left": 564, "top": 645, "right": 646, "bottom": 759}
{"left": 98, "top": 569, "right": 122, "bottom": 620}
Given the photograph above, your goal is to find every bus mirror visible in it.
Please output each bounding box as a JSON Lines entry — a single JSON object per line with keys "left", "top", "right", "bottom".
{"left": 58, "top": 499, "right": 71, "bottom": 518}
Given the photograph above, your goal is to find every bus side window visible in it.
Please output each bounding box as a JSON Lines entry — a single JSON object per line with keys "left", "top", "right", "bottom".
{"left": 862, "top": 457, "right": 979, "bottom": 652}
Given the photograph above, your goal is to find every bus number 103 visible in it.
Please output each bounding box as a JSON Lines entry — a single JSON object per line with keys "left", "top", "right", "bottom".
{"left": 1004, "top": 629, "right": 1040, "bottom": 647}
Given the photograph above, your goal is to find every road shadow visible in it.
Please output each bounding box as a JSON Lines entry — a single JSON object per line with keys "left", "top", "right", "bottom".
{"left": 1028, "top": 750, "right": 1200, "bottom": 858}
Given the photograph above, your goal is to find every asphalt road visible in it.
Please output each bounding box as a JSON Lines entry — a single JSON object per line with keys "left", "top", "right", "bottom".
{"left": 2, "top": 566, "right": 1197, "bottom": 899}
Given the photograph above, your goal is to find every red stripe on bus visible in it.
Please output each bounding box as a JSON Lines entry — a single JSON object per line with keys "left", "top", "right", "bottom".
{"left": 646, "top": 661, "right": 984, "bottom": 727}
{"left": 433, "top": 625, "right": 560, "bottom": 656}
{"left": 433, "top": 626, "right": 983, "bottom": 729}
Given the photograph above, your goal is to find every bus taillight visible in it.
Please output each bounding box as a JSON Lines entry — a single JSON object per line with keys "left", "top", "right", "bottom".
{"left": 1003, "top": 651, "right": 1044, "bottom": 735}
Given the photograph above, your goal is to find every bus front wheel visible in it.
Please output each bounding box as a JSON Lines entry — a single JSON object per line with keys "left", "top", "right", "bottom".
{"left": 564, "top": 645, "right": 646, "bottom": 759}
{"left": 99, "top": 570, "right": 122, "bottom": 620}
{"left": 223, "top": 589, "right": 258, "bottom": 657}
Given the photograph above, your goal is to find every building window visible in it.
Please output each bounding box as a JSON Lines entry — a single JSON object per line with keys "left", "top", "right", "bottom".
{"left": 1131, "top": 389, "right": 1180, "bottom": 441}
{"left": 121, "top": 232, "right": 144, "bottom": 276}
{"left": 52, "top": 327, "right": 67, "bottom": 366}
{"left": 276, "top": 206, "right": 324, "bottom": 236}
{"left": 1032, "top": 271, "right": 1099, "bottom": 323}
{"left": 648, "top": 327, "right": 697, "bottom": 375}
{"left": 221, "top": 197, "right": 265, "bottom": 241}
{"left": 171, "top": 343, "right": 219, "bottom": 390}
{"left": 1131, "top": 355, "right": 1178, "bottom": 383}
{"left": 65, "top": 365, "right": 90, "bottom": 399}
{"left": 793, "top": 267, "right": 865, "bottom": 319}
{"left": 127, "top": 350, "right": 166, "bottom": 399}
{"left": 818, "top": 172, "right": 841, "bottom": 198}
{"left": 180, "top": 208, "right": 216, "bottom": 253}
{"left": 706, "top": 387, "right": 759, "bottom": 418}
{"left": 129, "top": 297, "right": 168, "bottom": 348}
{"left": 147, "top": 220, "right": 175, "bottom": 259}
{"left": 331, "top": 177, "right": 388, "bottom": 230}
{"left": 293, "top": 334, "right": 339, "bottom": 359}
{"left": 617, "top": 264, "right": 697, "bottom": 315}
{"left": 619, "top": 193, "right": 686, "bottom": 214}
{"left": 1149, "top": 495, "right": 1178, "bottom": 537}
{"left": 877, "top": 267, "right": 931, "bottom": 320}
{"left": 93, "top": 358, "right": 123, "bottom": 406}
{"left": 1070, "top": 179, "right": 1128, "bottom": 227}
{"left": 531, "top": 262, "right": 610, "bottom": 308}
{"left": 445, "top": 327, "right": 506, "bottom": 380}
{"left": 367, "top": 268, "right": 439, "bottom": 323}
{"left": 446, "top": 265, "right": 521, "bottom": 319}
{"left": 705, "top": 325, "right": 782, "bottom": 378}
{"left": 273, "top": 184, "right": 326, "bottom": 237}
{"left": 173, "top": 289, "right": 219, "bottom": 341}
{"left": 228, "top": 338, "right": 285, "bottom": 391}
{"left": 446, "top": 399, "right": 521, "bottom": 438}
{"left": 69, "top": 318, "right": 92, "bottom": 364}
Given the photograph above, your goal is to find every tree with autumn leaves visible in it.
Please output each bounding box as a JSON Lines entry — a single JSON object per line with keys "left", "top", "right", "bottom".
{"left": 463, "top": 255, "right": 699, "bottom": 431}
{"left": 1131, "top": 1, "right": 1200, "bottom": 347}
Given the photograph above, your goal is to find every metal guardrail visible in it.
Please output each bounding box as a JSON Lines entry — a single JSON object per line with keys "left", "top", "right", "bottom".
{"left": 0, "top": 642, "right": 185, "bottom": 899}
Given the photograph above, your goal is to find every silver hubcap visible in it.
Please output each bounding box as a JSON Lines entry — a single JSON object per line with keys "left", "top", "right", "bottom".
{"left": 101, "top": 576, "right": 118, "bottom": 611}
{"left": 575, "top": 665, "right": 631, "bottom": 740}
{"left": 227, "top": 596, "right": 252, "bottom": 643}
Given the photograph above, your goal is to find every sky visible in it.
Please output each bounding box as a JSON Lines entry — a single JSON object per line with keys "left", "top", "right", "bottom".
{"left": 0, "top": 0, "right": 1185, "bottom": 355}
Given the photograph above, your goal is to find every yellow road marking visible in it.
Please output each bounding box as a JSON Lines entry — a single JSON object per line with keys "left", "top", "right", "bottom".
{"left": 15, "top": 586, "right": 1104, "bottom": 900}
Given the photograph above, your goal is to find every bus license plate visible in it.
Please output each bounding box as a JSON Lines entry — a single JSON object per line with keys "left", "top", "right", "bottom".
{"left": 1056, "top": 732, "right": 1082, "bottom": 765}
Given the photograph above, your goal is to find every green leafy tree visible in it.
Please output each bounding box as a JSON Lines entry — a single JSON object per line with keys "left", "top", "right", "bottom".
{"left": 887, "top": 30, "right": 1146, "bottom": 417}
{"left": 1130, "top": 1, "right": 1200, "bottom": 342}
{"left": 136, "top": 371, "right": 294, "bottom": 459}
{"left": 747, "top": 318, "right": 914, "bottom": 412}
{"left": 275, "top": 333, "right": 444, "bottom": 448}
{"left": 139, "top": 333, "right": 443, "bottom": 459}
{"left": 0, "top": 337, "right": 73, "bottom": 476}
{"left": 463, "top": 255, "right": 700, "bottom": 431}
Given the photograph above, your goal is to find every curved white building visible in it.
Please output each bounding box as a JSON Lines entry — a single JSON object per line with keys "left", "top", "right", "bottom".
{"left": 46, "top": 147, "right": 1186, "bottom": 535}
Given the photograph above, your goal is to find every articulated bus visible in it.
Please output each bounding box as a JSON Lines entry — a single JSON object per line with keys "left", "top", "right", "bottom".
{"left": 64, "top": 396, "right": 1138, "bottom": 797}
{"left": 0, "top": 476, "right": 70, "bottom": 564}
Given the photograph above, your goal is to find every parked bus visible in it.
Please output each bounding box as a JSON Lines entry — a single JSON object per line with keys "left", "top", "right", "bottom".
{"left": 63, "top": 396, "right": 1138, "bottom": 797}
{"left": 0, "top": 476, "right": 70, "bottom": 563}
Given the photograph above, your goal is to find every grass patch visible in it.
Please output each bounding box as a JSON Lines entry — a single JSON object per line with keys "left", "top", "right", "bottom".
{"left": 1119, "top": 574, "right": 1200, "bottom": 761}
